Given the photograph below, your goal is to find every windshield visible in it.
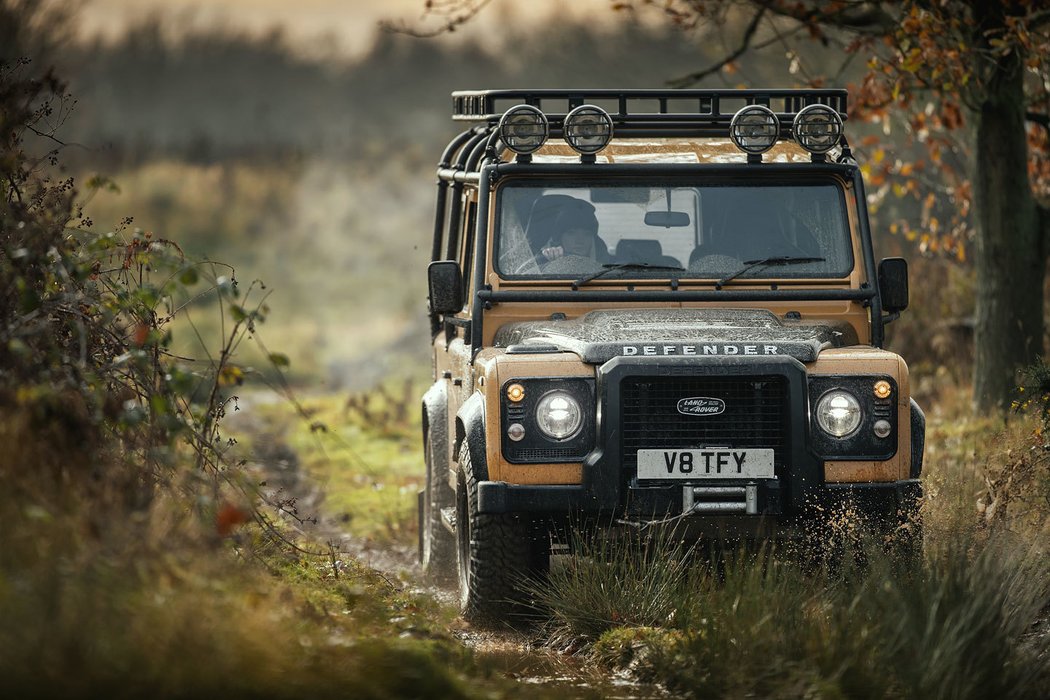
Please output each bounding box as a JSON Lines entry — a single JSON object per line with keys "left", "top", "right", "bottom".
{"left": 495, "top": 180, "right": 854, "bottom": 280}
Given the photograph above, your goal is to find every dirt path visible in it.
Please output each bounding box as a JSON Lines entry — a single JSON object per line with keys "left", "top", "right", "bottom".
{"left": 343, "top": 536, "right": 665, "bottom": 699}
{"left": 228, "top": 392, "right": 667, "bottom": 699}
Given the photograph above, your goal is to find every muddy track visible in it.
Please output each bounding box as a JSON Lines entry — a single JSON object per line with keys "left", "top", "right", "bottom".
{"left": 228, "top": 396, "right": 666, "bottom": 699}
{"left": 281, "top": 481, "right": 663, "bottom": 699}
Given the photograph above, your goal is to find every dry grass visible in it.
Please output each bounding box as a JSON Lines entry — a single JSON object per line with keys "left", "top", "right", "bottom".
{"left": 0, "top": 433, "right": 480, "bottom": 699}
{"left": 529, "top": 403, "right": 1050, "bottom": 699}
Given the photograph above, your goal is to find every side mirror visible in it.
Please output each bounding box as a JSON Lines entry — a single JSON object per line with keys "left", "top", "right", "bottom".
{"left": 428, "top": 260, "right": 464, "bottom": 315}
{"left": 878, "top": 257, "right": 909, "bottom": 313}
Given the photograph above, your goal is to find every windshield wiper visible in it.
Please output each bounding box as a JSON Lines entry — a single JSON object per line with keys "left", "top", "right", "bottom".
{"left": 572, "top": 262, "right": 685, "bottom": 290}
{"left": 715, "top": 256, "right": 826, "bottom": 289}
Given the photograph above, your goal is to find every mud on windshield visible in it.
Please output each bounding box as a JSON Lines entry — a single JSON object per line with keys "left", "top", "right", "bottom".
{"left": 495, "top": 179, "right": 855, "bottom": 281}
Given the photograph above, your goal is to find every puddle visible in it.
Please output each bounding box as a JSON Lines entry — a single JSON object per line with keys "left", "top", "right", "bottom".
{"left": 457, "top": 628, "right": 669, "bottom": 700}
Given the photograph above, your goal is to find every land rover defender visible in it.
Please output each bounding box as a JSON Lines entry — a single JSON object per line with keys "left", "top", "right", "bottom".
{"left": 419, "top": 89, "right": 925, "bottom": 622}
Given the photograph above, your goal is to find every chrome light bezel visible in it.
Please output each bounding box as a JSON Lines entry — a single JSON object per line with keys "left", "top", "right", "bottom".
{"left": 563, "top": 104, "right": 614, "bottom": 154}
{"left": 535, "top": 390, "right": 583, "bottom": 440}
{"left": 498, "top": 104, "right": 549, "bottom": 154}
{"left": 729, "top": 105, "right": 780, "bottom": 154}
{"left": 815, "top": 389, "right": 863, "bottom": 438}
{"left": 792, "top": 104, "right": 843, "bottom": 154}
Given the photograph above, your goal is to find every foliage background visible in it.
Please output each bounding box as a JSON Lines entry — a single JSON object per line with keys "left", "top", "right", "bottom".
{"left": 41, "top": 2, "right": 985, "bottom": 405}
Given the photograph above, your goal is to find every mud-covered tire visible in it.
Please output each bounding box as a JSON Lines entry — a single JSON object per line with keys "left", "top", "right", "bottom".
{"left": 421, "top": 437, "right": 456, "bottom": 583}
{"left": 456, "top": 449, "right": 548, "bottom": 625}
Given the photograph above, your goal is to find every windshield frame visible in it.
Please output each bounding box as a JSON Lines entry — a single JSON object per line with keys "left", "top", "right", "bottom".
{"left": 463, "top": 161, "right": 886, "bottom": 355}
{"left": 492, "top": 172, "right": 856, "bottom": 284}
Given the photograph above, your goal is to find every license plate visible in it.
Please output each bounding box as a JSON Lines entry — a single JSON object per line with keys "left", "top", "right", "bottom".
{"left": 637, "top": 448, "right": 775, "bottom": 480}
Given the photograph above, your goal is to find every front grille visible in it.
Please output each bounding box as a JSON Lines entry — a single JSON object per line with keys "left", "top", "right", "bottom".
{"left": 513, "top": 447, "right": 586, "bottom": 462}
{"left": 621, "top": 375, "right": 789, "bottom": 475}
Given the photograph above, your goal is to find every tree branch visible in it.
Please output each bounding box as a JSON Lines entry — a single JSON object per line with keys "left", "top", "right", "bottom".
{"left": 758, "top": 0, "right": 898, "bottom": 36}
{"left": 380, "top": 0, "right": 495, "bottom": 38}
{"left": 668, "top": 7, "right": 768, "bottom": 87}
{"left": 1028, "top": 8, "right": 1050, "bottom": 30}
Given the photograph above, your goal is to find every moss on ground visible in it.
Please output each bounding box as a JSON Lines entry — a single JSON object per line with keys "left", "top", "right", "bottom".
{"left": 244, "top": 382, "right": 425, "bottom": 546}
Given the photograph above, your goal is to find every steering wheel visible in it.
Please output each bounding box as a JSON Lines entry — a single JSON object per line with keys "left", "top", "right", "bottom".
{"left": 539, "top": 254, "right": 603, "bottom": 275}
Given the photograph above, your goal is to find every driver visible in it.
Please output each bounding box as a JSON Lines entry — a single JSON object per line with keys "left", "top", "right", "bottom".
{"left": 538, "top": 199, "right": 609, "bottom": 264}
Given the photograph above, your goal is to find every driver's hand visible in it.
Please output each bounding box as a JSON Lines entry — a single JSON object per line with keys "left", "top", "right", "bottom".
{"left": 541, "top": 246, "right": 565, "bottom": 261}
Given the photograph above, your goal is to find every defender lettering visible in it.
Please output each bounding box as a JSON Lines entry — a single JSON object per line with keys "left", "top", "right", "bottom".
{"left": 622, "top": 343, "right": 781, "bottom": 356}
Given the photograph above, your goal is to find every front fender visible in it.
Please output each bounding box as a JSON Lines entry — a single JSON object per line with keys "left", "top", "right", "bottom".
{"left": 910, "top": 398, "right": 925, "bottom": 479}
{"left": 455, "top": 391, "right": 488, "bottom": 483}
{"left": 421, "top": 380, "right": 449, "bottom": 460}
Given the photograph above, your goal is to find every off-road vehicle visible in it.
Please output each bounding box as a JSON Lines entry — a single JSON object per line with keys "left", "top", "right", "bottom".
{"left": 419, "top": 89, "right": 924, "bottom": 622}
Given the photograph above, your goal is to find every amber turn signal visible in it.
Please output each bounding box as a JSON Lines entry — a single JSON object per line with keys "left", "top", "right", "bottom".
{"left": 873, "top": 380, "right": 892, "bottom": 399}
{"left": 506, "top": 383, "right": 526, "bottom": 402}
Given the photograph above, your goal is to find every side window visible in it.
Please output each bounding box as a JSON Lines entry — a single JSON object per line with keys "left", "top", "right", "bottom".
{"left": 443, "top": 191, "right": 462, "bottom": 261}
{"left": 459, "top": 192, "right": 478, "bottom": 310}
{"left": 431, "top": 183, "right": 451, "bottom": 264}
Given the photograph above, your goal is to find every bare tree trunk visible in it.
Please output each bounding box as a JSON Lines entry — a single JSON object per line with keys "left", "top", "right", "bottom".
{"left": 973, "top": 49, "right": 1045, "bottom": 410}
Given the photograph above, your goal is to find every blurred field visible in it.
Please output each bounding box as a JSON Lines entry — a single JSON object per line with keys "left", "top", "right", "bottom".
{"left": 78, "top": 157, "right": 435, "bottom": 387}
{"left": 54, "top": 5, "right": 999, "bottom": 396}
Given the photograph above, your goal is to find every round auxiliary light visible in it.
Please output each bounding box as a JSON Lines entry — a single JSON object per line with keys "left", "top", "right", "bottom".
{"left": 563, "top": 105, "right": 613, "bottom": 155}
{"left": 506, "top": 383, "right": 526, "bottom": 403}
{"left": 792, "top": 104, "right": 843, "bottom": 154}
{"left": 873, "top": 419, "right": 892, "bottom": 439}
{"left": 873, "top": 380, "right": 892, "bottom": 400}
{"left": 815, "top": 390, "right": 863, "bottom": 438}
{"left": 729, "top": 105, "right": 780, "bottom": 155}
{"left": 498, "top": 105, "right": 549, "bottom": 155}
{"left": 535, "top": 391, "right": 583, "bottom": 440}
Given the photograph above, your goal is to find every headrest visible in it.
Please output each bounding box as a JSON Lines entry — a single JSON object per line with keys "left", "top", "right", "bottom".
{"left": 615, "top": 238, "right": 663, "bottom": 260}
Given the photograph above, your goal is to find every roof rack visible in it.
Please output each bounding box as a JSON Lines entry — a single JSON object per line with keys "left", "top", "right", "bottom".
{"left": 452, "top": 88, "right": 847, "bottom": 136}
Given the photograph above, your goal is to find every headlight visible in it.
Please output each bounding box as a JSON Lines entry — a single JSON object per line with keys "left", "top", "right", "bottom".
{"left": 815, "top": 390, "right": 862, "bottom": 438}
{"left": 535, "top": 391, "right": 582, "bottom": 440}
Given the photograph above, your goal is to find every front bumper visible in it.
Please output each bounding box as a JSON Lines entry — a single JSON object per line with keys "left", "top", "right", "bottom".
{"left": 477, "top": 478, "right": 922, "bottom": 521}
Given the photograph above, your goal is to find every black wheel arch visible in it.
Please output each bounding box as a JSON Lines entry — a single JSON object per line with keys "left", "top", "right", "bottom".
{"left": 455, "top": 391, "right": 489, "bottom": 484}
{"left": 909, "top": 398, "right": 925, "bottom": 479}
{"left": 422, "top": 380, "right": 450, "bottom": 458}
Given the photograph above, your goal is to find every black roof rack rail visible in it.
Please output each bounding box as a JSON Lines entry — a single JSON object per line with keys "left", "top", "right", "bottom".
{"left": 452, "top": 89, "right": 848, "bottom": 128}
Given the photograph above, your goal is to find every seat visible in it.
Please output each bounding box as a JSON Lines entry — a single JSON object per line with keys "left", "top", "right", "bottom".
{"left": 615, "top": 238, "right": 681, "bottom": 267}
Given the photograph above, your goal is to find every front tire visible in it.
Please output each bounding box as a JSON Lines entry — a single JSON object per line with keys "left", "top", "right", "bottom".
{"left": 456, "top": 449, "right": 548, "bottom": 625}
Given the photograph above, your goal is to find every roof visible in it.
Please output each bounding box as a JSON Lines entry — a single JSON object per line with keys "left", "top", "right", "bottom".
{"left": 518, "top": 138, "right": 817, "bottom": 165}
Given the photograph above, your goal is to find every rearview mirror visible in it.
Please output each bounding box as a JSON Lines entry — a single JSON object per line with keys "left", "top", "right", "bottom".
{"left": 878, "top": 257, "right": 909, "bottom": 313}
{"left": 644, "top": 211, "right": 690, "bottom": 228}
{"left": 428, "top": 260, "right": 464, "bottom": 315}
